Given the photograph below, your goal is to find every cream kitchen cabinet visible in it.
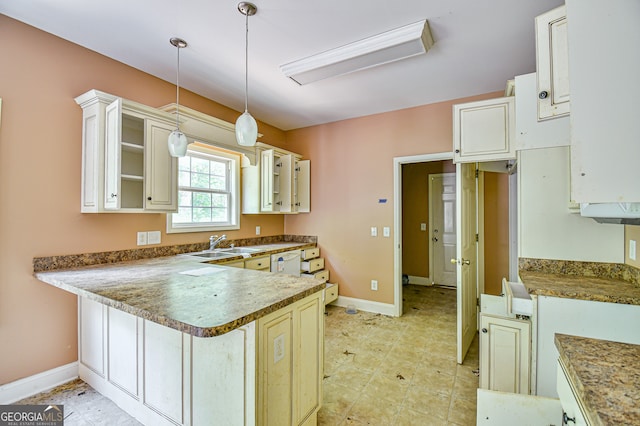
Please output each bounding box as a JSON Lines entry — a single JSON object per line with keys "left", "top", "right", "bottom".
{"left": 480, "top": 314, "right": 531, "bottom": 394}
{"left": 566, "top": 0, "right": 640, "bottom": 203}
{"left": 535, "top": 5, "right": 570, "bottom": 121}
{"left": 244, "top": 255, "right": 270, "bottom": 271}
{"left": 76, "top": 90, "right": 178, "bottom": 213}
{"left": 257, "top": 291, "right": 323, "bottom": 426}
{"left": 453, "top": 97, "right": 515, "bottom": 163}
{"left": 242, "top": 143, "right": 310, "bottom": 214}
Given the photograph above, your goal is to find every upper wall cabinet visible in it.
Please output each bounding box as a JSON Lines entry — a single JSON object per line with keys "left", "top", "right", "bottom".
{"left": 566, "top": 0, "right": 640, "bottom": 203}
{"left": 242, "top": 143, "right": 310, "bottom": 214}
{"left": 535, "top": 6, "right": 570, "bottom": 121}
{"left": 453, "top": 97, "right": 515, "bottom": 163}
{"left": 76, "top": 90, "right": 178, "bottom": 213}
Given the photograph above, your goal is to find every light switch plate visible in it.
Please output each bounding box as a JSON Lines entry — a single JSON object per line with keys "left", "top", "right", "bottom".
{"left": 147, "top": 231, "right": 161, "bottom": 245}
{"left": 383, "top": 227, "right": 390, "bottom": 237}
{"left": 371, "top": 227, "right": 377, "bottom": 237}
{"left": 420, "top": 223, "right": 427, "bottom": 231}
{"left": 256, "top": 226, "right": 261, "bottom": 235}
{"left": 630, "top": 240, "right": 637, "bottom": 261}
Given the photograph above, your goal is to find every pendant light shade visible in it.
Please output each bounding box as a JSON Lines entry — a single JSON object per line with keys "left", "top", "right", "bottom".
{"left": 236, "top": 2, "right": 258, "bottom": 147}
{"left": 168, "top": 37, "right": 189, "bottom": 158}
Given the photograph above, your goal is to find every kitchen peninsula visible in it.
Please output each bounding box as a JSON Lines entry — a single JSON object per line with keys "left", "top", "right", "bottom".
{"left": 34, "top": 245, "right": 326, "bottom": 426}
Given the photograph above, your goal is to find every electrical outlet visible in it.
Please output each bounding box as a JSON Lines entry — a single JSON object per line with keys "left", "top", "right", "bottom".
{"left": 137, "top": 232, "right": 147, "bottom": 246}
{"left": 256, "top": 225, "right": 261, "bottom": 235}
{"left": 420, "top": 223, "right": 427, "bottom": 231}
{"left": 371, "top": 279, "right": 378, "bottom": 291}
{"left": 147, "top": 231, "right": 161, "bottom": 245}
{"left": 383, "top": 227, "right": 390, "bottom": 237}
{"left": 371, "top": 227, "right": 377, "bottom": 237}
{"left": 630, "top": 240, "right": 637, "bottom": 261}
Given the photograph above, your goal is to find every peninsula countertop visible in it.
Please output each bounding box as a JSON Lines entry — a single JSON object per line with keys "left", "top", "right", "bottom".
{"left": 555, "top": 334, "right": 640, "bottom": 425}
{"left": 35, "top": 252, "right": 326, "bottom": 338}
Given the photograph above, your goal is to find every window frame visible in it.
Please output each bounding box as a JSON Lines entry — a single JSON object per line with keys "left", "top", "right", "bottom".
{"left": 166, "top": 144, "right": 241, "bottom": 234}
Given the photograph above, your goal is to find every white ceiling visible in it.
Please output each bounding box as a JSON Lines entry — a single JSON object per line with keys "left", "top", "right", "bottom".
{"left": 1, "top": 0, "right": 564, "bottom": 130}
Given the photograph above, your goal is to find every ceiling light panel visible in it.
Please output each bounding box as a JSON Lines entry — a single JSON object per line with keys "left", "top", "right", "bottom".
{"left": 280, "top": 19, "right": 434, "bottom": 85}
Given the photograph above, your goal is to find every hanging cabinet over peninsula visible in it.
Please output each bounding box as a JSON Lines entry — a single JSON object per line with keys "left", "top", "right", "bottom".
{"left": 243, "top": 143, "right": 310, "bottom": 214}
{"left": 76, "top": 89, "right": 178, "bottom": 213}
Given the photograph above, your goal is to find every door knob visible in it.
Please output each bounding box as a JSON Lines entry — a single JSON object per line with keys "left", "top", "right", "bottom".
{"left": 432, "top": 237, "right": 438, "bottom": 242}
{"left": 450, "top": 258, "right": 458, "bottom": 264}
{"left": 482, "top": 328, "right": 488, "bottom": 333}
{"left": 462, "top": 258, "right": 471, "bottom": 265}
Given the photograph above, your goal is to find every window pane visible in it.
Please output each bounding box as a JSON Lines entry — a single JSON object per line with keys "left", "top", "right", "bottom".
{"left": 178, "top": 156, "right": 191, "bottom": 172}
{"left": 211, "top": 161, "right": 226, "bottom": 176}
{"left": 212, "top": 207, "right": 227, "bottom": 222}
{"left": 191, "top": 157, "right": 210, "bottom": 174}
{"left": 191, "top": 172, "right": 209, "bottom": 189}
{"left": 211, "top": 193, "right": 228, "bottom": 208}
{"left": 174, "top": 207, "right": 192, "bottom": 223}
{"left": 178, "top": 190, "right": 191, "bottom": 207}
{"left": 210, "top": 175, "right": 226, "bottom": 191}
{"left": 179, "top": 171, "right": 191, "bottom": 186}
{"left": 193, "top": 208, "right": 212, "bottom": 223}
{"left": 193, "top": 192, "right": 212, "bottom": 207}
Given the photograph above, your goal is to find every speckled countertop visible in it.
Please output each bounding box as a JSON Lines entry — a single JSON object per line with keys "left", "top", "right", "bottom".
{"left": 35, "top": 242, "right": 325, "bottom": 337}
{"left": 555, "top": 334, "right": 640, "bottom": 425}
{"left": 519, "top": 258, "right": 640, "bottom": 306}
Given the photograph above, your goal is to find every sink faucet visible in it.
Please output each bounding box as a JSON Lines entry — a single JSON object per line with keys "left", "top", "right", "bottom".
{"left": 209, "top": 235, "right": 226, "bottom": 250}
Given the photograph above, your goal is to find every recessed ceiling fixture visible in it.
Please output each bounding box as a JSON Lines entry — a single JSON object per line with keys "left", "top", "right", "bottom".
{"left": 235, "top": 2, "right": 258, "bottom": 147}
{"left": 167, "top": 37, "right": 190, "bottom": 157}
{"left": 281, "top": 19, "right": 434, "bottom": 86}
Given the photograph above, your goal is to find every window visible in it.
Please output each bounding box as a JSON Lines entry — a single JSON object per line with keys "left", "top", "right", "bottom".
{"left": 167, "top": 144, "right": 240, "bottom": 233}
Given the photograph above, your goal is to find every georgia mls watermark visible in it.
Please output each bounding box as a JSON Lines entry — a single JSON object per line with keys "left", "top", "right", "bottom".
{"left": 0, "top": 405, "right": 64, "bottom": 426}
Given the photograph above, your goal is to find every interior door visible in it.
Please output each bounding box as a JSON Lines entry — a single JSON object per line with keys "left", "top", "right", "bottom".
{"left": 456, "top": 162, "right": 478, "bottom": 364}
{"left": 429, "top": 173, "right": 457, "bottom": 287}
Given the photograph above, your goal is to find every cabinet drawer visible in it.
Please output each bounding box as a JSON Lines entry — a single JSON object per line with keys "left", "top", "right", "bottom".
{"left": 325, "top": 283, "right": 338, "bottom": 305}
{"left": 301, "top": 248, "right": 320, "bottom": 260}
{"left": 245, "top": 256, "right": 270, "bottom": 271}
{"left": 218, "top": 260, "right": 244, "bottom": 269}
{"left": 302, "top": 269, "right": 329, "bottom": 283}
{"left": 301, "top": 258, "right": 324, "bottom": 273}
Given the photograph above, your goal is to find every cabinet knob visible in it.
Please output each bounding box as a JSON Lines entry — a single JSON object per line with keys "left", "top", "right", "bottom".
{"left": 482, "top": 328, "right": 488, "bottom": 333}
{"left": 455, "top": 149, "right": 460, "bottom": 154}
{"left": 147, "top": 196, "right": 152, "bottom": 201}
{"left": 538, "top": 90, "right": 549, "bottom": 99}
{"left": 110, "top": 193, "right": 117, "bottom": 198}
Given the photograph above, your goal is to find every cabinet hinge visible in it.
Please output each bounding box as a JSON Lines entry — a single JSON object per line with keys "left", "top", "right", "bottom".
{"left": 475, "top": 169, "right": 479, "bottom": 178}
{"left": 476, "top": 297, "right": 479, "bottom": 307}
{"left": 475, "top": 234, "right": 479, "bottom": 242}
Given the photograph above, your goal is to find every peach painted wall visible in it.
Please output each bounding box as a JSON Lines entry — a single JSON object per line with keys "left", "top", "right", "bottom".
{"left": 283, "top": 92, "right": 503, "bottom": 304}
{"left": 0, "top": 16, "right": 287, "bottom": 385}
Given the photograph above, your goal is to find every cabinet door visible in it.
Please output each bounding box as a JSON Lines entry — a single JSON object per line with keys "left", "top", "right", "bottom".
{"left": 258, "top": 310, "right": 293, "bottom": 426}
{"left": 453, "top": 97, "right": 515, "bottom": 163}
{"left": 296, "top": 160, "right": 310, "bottom": 213}
{"left": 144, "top": 120, "right": 177, "bottom": 211}
{"left": 107, "top": 307, "right": 138, "bottom": 397}
{"left": 260, "top": 149, "right": 275, "bottom": 212}
{"left": 104, "top": 99, "right": 122, "bottom": 210}
{"left": 79, "top": 297, "right": 105, "bottom": 376}
{"left": 294, "top": 296, "right": 322, "bottom": 424}
{"left": 279, "top": 154, "right": 294, "bottom": 213}
{"left": 480, "top": 314, "right": 530, "bottom": 394}
{"left": 535, "top": 6, "right": 570, "bottom": 120}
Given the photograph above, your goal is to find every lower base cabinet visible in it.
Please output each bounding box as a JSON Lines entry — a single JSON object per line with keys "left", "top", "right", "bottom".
{"left": 78, "top": 291, "right": 322, "bottom": 426}
{"left": 479, "top": 313, "right": 531, "bottom": 394}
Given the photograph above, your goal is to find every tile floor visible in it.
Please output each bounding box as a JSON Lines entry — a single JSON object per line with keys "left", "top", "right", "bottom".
{"left": 15, "top": 284, "right": 478, "bottom": 425}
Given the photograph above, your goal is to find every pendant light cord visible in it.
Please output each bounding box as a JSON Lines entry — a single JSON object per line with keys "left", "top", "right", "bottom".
{"left": 176, "top": 43, "right": 181, "bottom": 129}
{"left": 244, "top": 10, "right": 249, "bottom": 113}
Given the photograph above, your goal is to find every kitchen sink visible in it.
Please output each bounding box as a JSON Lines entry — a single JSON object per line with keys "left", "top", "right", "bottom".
{"left": 183, "top": 247, "right": 263, "bottom": 259}
{"left": 216, "top": 247, "right": 262, "bottom": 254}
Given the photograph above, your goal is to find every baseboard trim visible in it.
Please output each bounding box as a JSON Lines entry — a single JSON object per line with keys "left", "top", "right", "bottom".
{"left": 0, "top": 362, "right": 79, "bottom": 404}
{"left": 407, "top": 275, "right": 433, "bottom": 286}
{"left": 332, "top": 296, "right": 396, "bottom": 316}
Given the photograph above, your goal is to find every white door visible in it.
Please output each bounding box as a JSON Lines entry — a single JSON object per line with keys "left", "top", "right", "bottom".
{"left": 429, "top": 173, "right": 456, "bottom": 287}
{"left": 456, "top": 162, "right": 478, "bottom": 364}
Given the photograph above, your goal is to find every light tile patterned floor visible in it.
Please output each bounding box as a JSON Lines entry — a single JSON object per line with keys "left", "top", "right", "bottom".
{"left": 15, "top": 284, "right": 478, "bottom": 425}
{"left": 320, "top": 285, "right": 479, "bottom": 425}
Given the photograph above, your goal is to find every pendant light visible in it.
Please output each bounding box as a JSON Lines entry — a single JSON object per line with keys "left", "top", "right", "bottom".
{"left": 168, "top": 37, "right": 189, "bottom": 157}
{"left": 236, "top": 2, "right": 258, "bottom": 147}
